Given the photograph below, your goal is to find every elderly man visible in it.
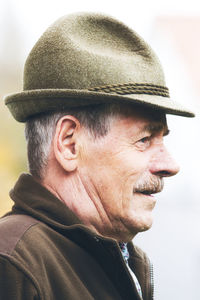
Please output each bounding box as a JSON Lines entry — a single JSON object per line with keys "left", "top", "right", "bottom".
{"left": 1, "top": 12, "right": 194, "bottom": 300}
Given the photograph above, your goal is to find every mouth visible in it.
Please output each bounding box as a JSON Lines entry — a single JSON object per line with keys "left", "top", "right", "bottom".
{"left": 137, "top": 191, "right": 155, "bottom": 197}
{"left": 134, "top": 188, "right": 162, "bottom": 197}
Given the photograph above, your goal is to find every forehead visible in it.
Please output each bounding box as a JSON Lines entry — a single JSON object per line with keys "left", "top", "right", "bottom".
{"left": 112, "top": 105, "right": 168, "bottom": 135}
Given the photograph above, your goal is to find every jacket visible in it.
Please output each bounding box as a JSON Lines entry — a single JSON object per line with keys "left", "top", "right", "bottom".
{"left": 0, "top": 174, "right": 153, "bottom": 300}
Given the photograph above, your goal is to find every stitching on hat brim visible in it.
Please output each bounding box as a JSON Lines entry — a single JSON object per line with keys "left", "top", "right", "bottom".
{"left": 88, "top": 83, "right": 170, "bottom": 97}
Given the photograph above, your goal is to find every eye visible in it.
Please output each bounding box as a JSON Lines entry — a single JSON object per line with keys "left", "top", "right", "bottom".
{"left": 139, "top": 137, "right": 150, "bottom": 143}
{"left": 135, "top": 136, "right": 151, "bottom": 150}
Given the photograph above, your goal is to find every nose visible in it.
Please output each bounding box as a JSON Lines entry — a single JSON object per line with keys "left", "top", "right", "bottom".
{"left": 149, "top": 146, "right": 180, "bottom": 177}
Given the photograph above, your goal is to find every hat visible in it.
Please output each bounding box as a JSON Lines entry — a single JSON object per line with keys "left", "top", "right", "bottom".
{"left": 4, "top": 12, "right": 194, "bottom": 121}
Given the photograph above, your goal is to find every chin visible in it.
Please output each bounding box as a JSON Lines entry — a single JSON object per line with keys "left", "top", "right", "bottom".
{"left": 128, "top": 214, "right": 154, "bottom": 235}
{"left": 138, "top": 222, "right": 153, "bottom": 232}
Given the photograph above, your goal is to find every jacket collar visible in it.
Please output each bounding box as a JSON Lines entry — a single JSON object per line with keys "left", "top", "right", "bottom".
{"left": 9, "top": 173, "right": 82, "bottom": 228}
{"left": 9, "top": 173, "right": 151, "bottom": 300}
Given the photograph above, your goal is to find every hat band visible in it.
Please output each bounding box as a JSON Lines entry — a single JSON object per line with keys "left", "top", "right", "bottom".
{"left": 88, "top": 83, "right": 169, "bottom": 97}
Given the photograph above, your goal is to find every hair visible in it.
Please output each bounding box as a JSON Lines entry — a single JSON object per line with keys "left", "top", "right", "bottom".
{"left": 25, "top": 103, "right": 123, "bottom": 180}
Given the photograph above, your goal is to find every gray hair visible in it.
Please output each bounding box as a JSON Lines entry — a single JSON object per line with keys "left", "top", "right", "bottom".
{"left": 25, "top": 103, "right": 123, "bottom": 180}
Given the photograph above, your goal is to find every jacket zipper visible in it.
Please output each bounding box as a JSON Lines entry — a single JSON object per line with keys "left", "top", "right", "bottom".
{"left": 150, "top": 262, "right": 154, "bottom": 300}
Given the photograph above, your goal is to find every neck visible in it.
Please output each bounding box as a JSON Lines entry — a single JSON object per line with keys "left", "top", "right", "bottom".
{"left": 42, "top": 168, "right": 135, "bottom": 242}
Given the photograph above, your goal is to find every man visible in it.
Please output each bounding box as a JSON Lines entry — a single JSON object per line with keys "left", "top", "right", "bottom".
{"left": 1, "top": 12, "right": 194, "bottom": 300}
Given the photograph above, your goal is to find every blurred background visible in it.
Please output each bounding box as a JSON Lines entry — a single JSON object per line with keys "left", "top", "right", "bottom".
{"left": 0, "top": 0, "right": 200, "bottom": 299}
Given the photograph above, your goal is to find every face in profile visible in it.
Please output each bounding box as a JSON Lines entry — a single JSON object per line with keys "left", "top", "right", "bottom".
{"left": 79, "top": 106, "right": 179, "bottom": 241}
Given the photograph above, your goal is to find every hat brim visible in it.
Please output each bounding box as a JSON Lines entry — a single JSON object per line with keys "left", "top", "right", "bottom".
{"left": 4, "top": 89, "right": 195, "bottom": 122}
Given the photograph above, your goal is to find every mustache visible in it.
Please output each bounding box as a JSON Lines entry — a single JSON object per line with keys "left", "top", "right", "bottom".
{"left": 133, "top": 175, "right": 164, "bottom": 194}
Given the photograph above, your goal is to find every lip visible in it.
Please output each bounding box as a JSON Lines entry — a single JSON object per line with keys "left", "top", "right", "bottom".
{"left": 135, "top": 192, "right": 157, "bottom": 209}
{"left": 135, "top": 192, "right": 156, "bottom": 198}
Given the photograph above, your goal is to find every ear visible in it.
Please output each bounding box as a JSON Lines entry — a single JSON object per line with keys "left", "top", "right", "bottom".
{"left": 53, "top": 115, "right": 80, "bottom": 172}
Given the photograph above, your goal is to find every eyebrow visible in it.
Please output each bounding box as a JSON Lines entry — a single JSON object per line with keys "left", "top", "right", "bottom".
{"left": 141, "top": 123, "right": 170, "bottom": 136}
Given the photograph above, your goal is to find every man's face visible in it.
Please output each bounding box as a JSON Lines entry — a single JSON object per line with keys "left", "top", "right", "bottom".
{"left": 79, "top": 106, "right": 179, "bottom": 241}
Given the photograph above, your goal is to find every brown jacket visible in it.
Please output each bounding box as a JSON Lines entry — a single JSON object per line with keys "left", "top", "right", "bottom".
{"left": 0, "top": 174, "right": 153, "bottom": 300}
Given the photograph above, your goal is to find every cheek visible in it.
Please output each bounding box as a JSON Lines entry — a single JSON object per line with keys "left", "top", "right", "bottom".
{"left": 103, "top": 149, "right": 149, "bottom": 190}
{"left": 112, "top": 150, "right": 149, "bottom": 181}
{"left": 96, "top": 156, "right": 145, "bottom": 212}
{"left": 83, "top": 141, "right": 150, "bottom": 204}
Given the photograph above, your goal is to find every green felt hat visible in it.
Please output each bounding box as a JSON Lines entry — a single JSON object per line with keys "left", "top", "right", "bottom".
{"left": 4, "top": 12, "right": 194, "bottom": 121}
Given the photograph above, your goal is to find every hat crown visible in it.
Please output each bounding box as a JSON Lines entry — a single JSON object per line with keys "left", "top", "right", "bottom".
{"left": 5, "top": 12, "right": 194, "bottom": 122}
{"left": 24, "top": 13, "right": 166, "bottom": 91}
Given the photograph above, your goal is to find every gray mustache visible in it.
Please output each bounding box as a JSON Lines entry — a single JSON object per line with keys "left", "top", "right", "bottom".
{"left": 133, "top": 176, "right": 164, "bottom": 194}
